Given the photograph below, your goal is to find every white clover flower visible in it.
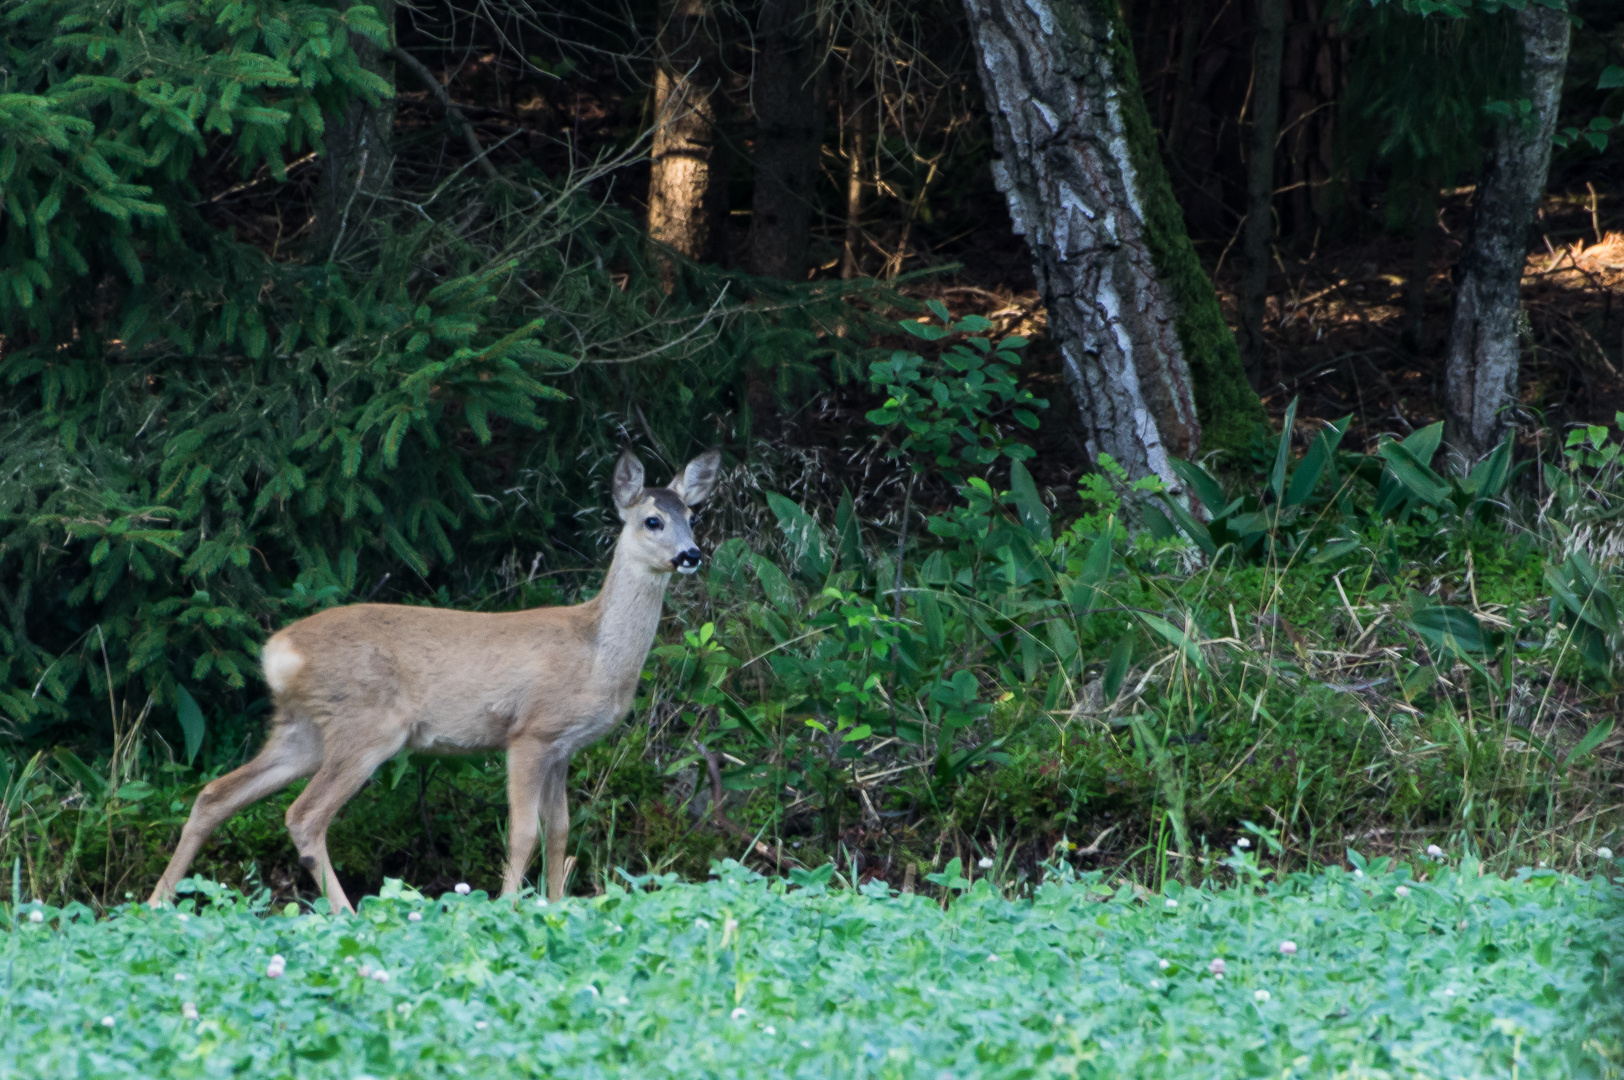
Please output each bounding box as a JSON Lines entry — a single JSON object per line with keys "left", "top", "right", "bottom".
{"left": 1254, "top": 989, "right": 1271, "bottom": 1003}
{"left": 371, "top": 969, "right": 390, "bottom": 983}
{"left": 1208, "top": 958, "right": 1226, "bottom": 976}
{"left": 358, "top": 964, "right": 373, "bottom": 979}
{"left": 1395, "top": 885, "right": 1410, "bottom": 898}
{"left": 453, "top": 883, "right": 472, "bottom": 896}
{"left": 1443, "top": 987, "right": 1456, "bottom": 997}
{"left": 177, "top": 913, "right": 190, "bottom": 922}
{"left": 986, "top": 954, "right": 1000, "bottom": 963}
{"left": 1426, "top": 844, "right": 1444, "bottom": 858}
{"left": 28, "top": 910, "right": 43, "bottom": 924}
{"left": 1236, "top": 838, "right": 1251, "bottom": 849}
{"left": 408, "top": 912, "right": 423, "bottom": 923}
{"left": 1164, "top": 897, "right": 1178, "bottom": 909}
{"left": 763, "top": 1025, "right": 777, "bottom": 1035}
{"left": 266, "top": 955, "right": 286, "bottom": 979}
{"left": 100, "top": 1016, "right": 115, "bottom": 1028}
{"left": 1149, "top": 979, "right": 1162, "bottom": 990}
{"left": 695, "top": 918, "right": 709, "bottom": 930}
{"left": 1214, "top": 973, "right": 1224, "bottom": 981}
{"left": 396, "top": 1003, "right": 411, "bottom": 1016}
{"left": 1158, "top": 959, "right": 1171, "bottom": 970}
{"left": 615, "top": 996, "right": 630, "bottom": 1006}
{"left": 174, "top": 973, "right": 187, "bottom": 982}
{"left": 474, "top": 1021, "right": 488, "bottom": 1031}
{"left": 1599, "top": 847, "right": 1614, "bottom": 860}
{"left": 1278, "top": 940, "right": 1297, "bottom": 956}
{"left": 730, "top": 1007, "right": 748, "bottom": 1020}
{"left": 535, "top": 897, "right": 549, "bottom": 909}
{"left": 271, "top": 954, "right": 286, "bottom": 966}
{"left": 181, "top": 1003, "right": 199, "bottom": 1022}
{"left": 978, "top": 856, "right": 994, "bottom": 869}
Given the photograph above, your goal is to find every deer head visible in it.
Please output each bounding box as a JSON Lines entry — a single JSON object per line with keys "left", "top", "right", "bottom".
{"left": 611, "top": 448, "right": 722, "bottom": 574}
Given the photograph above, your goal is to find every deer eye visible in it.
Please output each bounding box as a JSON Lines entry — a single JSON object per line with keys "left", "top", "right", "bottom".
{"left": 644, "top": 516, "right": 663, "bottom": 531}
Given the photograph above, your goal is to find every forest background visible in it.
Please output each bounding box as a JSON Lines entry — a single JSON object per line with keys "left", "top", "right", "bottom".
{"left": 1, "top": 0, "right": 1622, "bottom": 908}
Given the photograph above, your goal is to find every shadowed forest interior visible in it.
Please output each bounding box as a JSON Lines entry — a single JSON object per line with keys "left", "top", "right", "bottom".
{"left": 1, "top": 0, "right": 1622, "bottom": 908}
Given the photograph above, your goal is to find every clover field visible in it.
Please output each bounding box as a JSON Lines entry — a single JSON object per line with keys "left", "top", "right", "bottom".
{"left": 1, "top": 854, "right": 1620, "bottom": 1080}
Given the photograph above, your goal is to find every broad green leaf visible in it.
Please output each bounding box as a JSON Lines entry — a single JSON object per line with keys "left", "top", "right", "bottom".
{"left": 1007, "top": 459, "right": 1050, "bottom": 541}
{"left": 1406, "top": 605, "right": 1488, "bottom": 657}
{"left": 176, "top": 683, "right": 207, "bottom": 766}
{"left": 1563, "top": 718, "right": 1614, "bottom": 767}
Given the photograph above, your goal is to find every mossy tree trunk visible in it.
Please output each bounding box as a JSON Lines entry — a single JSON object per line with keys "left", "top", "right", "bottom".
{"left": 1443, "top": 3, "right": 1569, "bottom": 459}
{"left": 962, "top": 0, "right": 1263, "bottom": 485}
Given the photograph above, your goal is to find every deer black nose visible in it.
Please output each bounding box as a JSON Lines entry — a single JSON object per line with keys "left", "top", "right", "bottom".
{"left": 671, "top": 548, "right": 703, "bottom": 571}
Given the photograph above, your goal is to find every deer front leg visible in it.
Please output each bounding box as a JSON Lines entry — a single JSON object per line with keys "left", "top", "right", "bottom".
{"left": 284, "top": 735, "right": 404, "bottom": 915}
{"left": 540, "top": 755, "right": 573, "bottom": 902}
{"left": 502, "top": 738, "right": 547, "bottom": 895}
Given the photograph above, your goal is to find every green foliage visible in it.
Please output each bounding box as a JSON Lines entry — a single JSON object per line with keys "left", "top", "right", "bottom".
{"left": 866, "top": 302, "right": 1044, "bottom": 478}
{"left": 1161, "top": 402, "right": 1518, "bottom": 565}
{"left": 1340, "top": 2, "right": 1518, "bottom": 222}
{"left": 1, "top": 0, "right": 391, "bottom": 340}
{"left": 1, "top": 858, "right": 1619, "bottom": 1077}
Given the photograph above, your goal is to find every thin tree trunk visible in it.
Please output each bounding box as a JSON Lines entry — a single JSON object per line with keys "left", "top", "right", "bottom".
{"left": 962, "top": 0, "right": 1263, "bottom": 483}
{"left": 1444, "top": 4, "right": 1568, "bottom": 458}
{"left": 1237, "top": 0, "right": 1285, "bottom": 386}
{"left": 750, "top": 0, "right": 825, "bottom": 280}
{"left": 313, "top": 0, "right": 396, "bottom": 261}
{"left": 648, "top": 0, "right": 729, "bottom": 278}
{"left": 1165, "top": 0, "right": 1204, "bottom": 162}
{"left": 840, "top": 49, "right": 869, "bottom": 280}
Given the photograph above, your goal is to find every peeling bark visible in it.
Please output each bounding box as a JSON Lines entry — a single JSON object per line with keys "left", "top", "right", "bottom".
{"left": 1444, "top": 4, "right": 1569, "bottom": 459}
{"left": 648, "top": 0, "right": 729, "bottom": 274}
{"left": 962, "top": 0, "right": 1260, "bottom": 481}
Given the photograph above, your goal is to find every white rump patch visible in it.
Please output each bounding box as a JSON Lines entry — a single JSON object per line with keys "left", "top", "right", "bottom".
{"left": 262, "top": 638, "right": 305, "bottom": 694}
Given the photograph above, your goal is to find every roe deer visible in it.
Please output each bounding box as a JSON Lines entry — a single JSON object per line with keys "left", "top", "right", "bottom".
{"left": 148, "top": 448, "right": 721, "bottom": 912}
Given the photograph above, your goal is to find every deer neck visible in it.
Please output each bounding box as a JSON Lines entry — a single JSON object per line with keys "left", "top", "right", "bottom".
{"left": 584, "top": 545, "right": 671, "bottom": 686}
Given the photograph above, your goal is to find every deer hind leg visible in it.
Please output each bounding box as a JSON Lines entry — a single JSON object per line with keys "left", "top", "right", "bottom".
{"left": 148, "top": 719, "right": 322, "bottom": 907}
{"left": 284, "top": 732, "right": 405, "bottom": 915}
{"left": 539, "top": 753, "right": 574, "bottom": 902}
{"left": 501, "top": 738, "right": 549, "bottom": 896}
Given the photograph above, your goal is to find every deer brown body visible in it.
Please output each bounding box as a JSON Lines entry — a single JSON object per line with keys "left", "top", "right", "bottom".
{"left": 148, "top": 449, "right": 720, "bottom": 912}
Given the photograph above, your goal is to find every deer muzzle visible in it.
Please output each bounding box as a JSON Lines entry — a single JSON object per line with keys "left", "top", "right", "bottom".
{"left": 671, "top": 548, "right": 703, "bottom": 574}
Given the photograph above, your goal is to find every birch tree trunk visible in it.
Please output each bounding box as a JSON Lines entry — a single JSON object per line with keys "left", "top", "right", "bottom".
{"left": 962, "top": 0, "right": 1262, "bottom": 484}
{"left": 1443, "top": 3, "right": 1569, "bottom": 459}
{"left": 750, "top": 0, "right": 825, "bottom": 280}
{"left": 648, "top": 0, "right": 729, "bottom": 275}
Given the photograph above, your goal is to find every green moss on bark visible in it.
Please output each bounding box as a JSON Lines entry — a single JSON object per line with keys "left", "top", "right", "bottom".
{"left": 1096, "top": 0, "right": 1265, "bottom": 454}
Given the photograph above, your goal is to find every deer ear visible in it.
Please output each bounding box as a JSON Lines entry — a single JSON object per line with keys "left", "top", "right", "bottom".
{"left": 670, "top": 449, "right": 722, "bottom": 507}
{"left": 612, "top": 450, "right": 645, "bottom": 516}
